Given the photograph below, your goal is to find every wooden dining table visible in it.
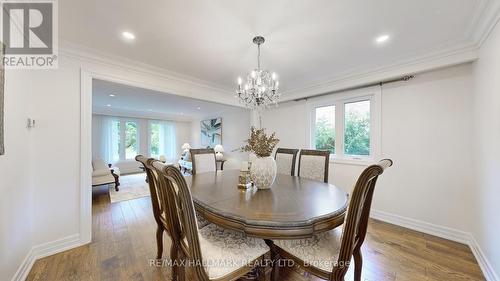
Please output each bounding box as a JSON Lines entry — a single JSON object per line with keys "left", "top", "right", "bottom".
{"left": 185, "top": 170, "right": 349, "bottom": 240}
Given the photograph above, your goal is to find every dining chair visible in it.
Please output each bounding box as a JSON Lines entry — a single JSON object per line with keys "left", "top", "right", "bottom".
{"left": 153, "top": 163, "right": 270, "bottom": 281}
{"left": 270, "top": 159, "right": 393, "bottom": 281}
{"left": 190, "top": 148, "right": 217, "bottom": 174}
{"left": 298, "top": 149, "right": 330, "bottom": 183}
{"left": 135, "top": 155, "right": 174, "bottom": 261}
{"left": 274, "top": 148, "right": 299, "bottom": 176}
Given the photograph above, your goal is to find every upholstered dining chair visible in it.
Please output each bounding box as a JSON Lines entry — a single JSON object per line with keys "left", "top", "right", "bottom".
{"left": 135, "top": 155, "right": 173, "bottom": 261}
{"left": 190, "top": 148, "right": 217, "bottom": 174}
{"left": 153, "top": 163, "right": 270, "bottom": 281}
{"left": 270, "top": 159, "right": 393, "bottom": 281}
{"left": 274, "top": 148, "right": 299, "bottom": 176}
{"left": 298, "top": 149, "right": 330, "bottom": 183}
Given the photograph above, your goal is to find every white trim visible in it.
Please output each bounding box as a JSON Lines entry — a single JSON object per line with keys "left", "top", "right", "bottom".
{"left": 61, "top": 43, "right": 238, "bottom": 107}
{"left": 80, "top": 69, "right": 92, "bottom": 245}
{"left": 469, "top": 236, "right": 500, "bottom": 281}
{"left": 11, "top": 234, "right": 82, "bottom": 281}
{"left": 56, "top": 0, "right": 500, "bottom": 105}
{"left": 371, "top": 209, "right": 471, "bottom": 244}
{"left": 371, "top": 210, "right": 499, "bottom": 281}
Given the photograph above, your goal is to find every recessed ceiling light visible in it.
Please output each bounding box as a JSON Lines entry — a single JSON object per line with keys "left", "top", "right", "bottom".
{"left": 197, "top": 107, "right": 201, "bottom": 110}
{"left": 148, "top": 109, "right": 153, "bottom": 111}
{"left": 109, "top": 94, "right": 115, "bottom": 97}
{"left": 375, "top": 34, "right": 390, "bottom": 44}
{"left": 121, "top": 31, "right": 135, "bottom": 41}
{"left": 180, "top": 112, "right": 184, "bottom": 115}
{"left": 106, "top": 104, "right": 112, "bottom": 107}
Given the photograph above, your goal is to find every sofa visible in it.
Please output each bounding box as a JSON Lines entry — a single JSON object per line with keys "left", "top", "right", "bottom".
{"left": 92, "top": 158, "right": 120, "bottom": 191}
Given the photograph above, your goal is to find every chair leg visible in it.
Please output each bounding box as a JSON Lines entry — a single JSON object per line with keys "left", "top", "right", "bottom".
{"left": 353, "top": 248, "right": 363, "bottom": 281}
{"left": 170, "top": 243, "right": 179, "bottom": 281}
{"left": 156, "top": 226, "right": 164, "bottom": 259}
{"left": 177, "top": 251, "right": 186, "bottom": 281}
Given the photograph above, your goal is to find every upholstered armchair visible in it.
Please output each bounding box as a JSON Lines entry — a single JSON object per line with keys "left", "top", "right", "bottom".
{"left": 92, "top": 158, "right": 120, "bottom": 191}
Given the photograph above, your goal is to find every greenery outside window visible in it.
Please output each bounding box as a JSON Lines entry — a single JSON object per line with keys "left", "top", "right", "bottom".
{"left": 311, "top": 88, "right": 380, "bottom": 163}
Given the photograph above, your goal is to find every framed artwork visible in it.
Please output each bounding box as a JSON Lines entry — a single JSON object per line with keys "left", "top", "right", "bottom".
{"left": 200, "top": 118, "right": 222, "bottom": 148}
{"left": 0, "top": 42, "right": 4, "bottom": 155}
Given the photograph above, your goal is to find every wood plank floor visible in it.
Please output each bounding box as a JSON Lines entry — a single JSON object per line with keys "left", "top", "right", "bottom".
{"left": 27, "top": 185, "right": 485, "bottom": 281}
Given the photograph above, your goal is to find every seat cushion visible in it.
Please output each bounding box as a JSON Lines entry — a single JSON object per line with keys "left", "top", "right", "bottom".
{"left": 198, "top": 224, "right": 269, "bottom": 279}
{"left": 273, "top": 227, "right": 343, "bottom": 273}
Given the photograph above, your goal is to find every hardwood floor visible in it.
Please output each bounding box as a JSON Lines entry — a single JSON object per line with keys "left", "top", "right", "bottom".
{"left": 27, "top": 185, "right": 484, "bottom": 281}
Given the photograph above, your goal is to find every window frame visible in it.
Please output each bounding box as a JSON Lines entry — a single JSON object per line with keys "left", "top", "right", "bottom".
{"left": 309, "top": 87, "right": 381, "bottom": 165}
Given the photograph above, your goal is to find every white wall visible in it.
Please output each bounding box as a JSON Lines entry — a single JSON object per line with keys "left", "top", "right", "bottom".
{"left": 0, "top": 70, "right": 34, "bottom": 280}
{"left": 261, "top": 63, "right": 475, "bottom": 233}
{"left": 472, "top": 20, "right": 500, "bottom": 278}
{"left": 191, "top": 109, "right": 251, "bottom": 170}
{"left": 92, "top": 114, "right": 191, "bottom": 174}
{"left": 1, "top": 51, "right": 241, "bottom": 281}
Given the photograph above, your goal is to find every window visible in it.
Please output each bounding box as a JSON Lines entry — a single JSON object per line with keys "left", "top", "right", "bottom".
{"left": 314, "top": 105, "right": 335, "bottom": 154}
{"left": 150, "top": 122, "right": 160, "bottom": 158}
{"left": 344, "top": 100, "right": 370, "bottom": 156}
{"left": 112, "top": 120, "right": 121, "bottom": 162}
{"left": 149, "top": 120, "right": 176, "bottom": 161}
{"left": 311, "top": 88, "right": 380, "bottom": 162}
{"left": 125, "top": 121, "right": 138, "bottom": 159}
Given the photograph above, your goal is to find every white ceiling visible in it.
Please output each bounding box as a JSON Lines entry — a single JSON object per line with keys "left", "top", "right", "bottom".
{"left": 92, "top": 79, "right": 242, "bottom": 120}
{"left": 61, "top": 0, "right": 498, "bottom": 96}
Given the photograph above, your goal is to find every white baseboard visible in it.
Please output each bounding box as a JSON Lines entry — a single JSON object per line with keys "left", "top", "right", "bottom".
{"left": 370, "top": 209, "right": 471, "bottom": 244}
{"left": 469, "top": 235, "right": 500, "bottom": 281}
{"left": 10, "top": 234, "right": 84, "bottom": 281}
{"left": 371, "top": 209, "right": 498, "bottom": 281}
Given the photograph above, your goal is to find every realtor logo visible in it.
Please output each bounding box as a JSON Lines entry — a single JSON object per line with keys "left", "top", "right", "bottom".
{"left": 1, "top": 0, "right": 58, "bottom": 69}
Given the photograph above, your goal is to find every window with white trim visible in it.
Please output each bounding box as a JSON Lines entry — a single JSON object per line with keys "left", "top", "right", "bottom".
{"left": 311, "top": 88, "right": 380, "bottom": 162}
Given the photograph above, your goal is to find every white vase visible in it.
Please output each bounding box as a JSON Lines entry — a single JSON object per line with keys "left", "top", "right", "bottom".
{"left": 250, "top": 156, "right": 277, "bottom": 189}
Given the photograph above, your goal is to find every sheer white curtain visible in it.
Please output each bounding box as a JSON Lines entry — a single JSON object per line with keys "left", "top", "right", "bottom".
{"left": 150, "top": 120, "right": 177, "bottom": 162}
{"left": 101, "top": 116, "right": 120, "bottom": 164}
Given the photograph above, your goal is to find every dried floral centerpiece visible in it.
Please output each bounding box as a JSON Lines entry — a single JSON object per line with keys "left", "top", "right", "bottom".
{"left": 241, "top": 127, "right": 280, "bottom": 189}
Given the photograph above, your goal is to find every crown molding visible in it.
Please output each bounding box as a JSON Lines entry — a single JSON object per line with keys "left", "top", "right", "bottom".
{"left": 59, "top": 41, "right": 240, "bottom": 107}
{"left": 58, "top": 0, "right": 500, "bottom": 104}
{"left": 280, "top": 43, "right": 478, "bottom": 102}
{"left": 469, "top": 0, "right": 500, "bottom": 47}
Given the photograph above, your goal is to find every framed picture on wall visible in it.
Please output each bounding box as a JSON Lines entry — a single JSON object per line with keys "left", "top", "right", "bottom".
{"left": 200, "top": 118, "right": 222, "bottom": 148}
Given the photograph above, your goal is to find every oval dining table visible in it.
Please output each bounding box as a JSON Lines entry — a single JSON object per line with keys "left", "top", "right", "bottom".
{"left": 185, "top": 170, "right": 349, "bottom": 240}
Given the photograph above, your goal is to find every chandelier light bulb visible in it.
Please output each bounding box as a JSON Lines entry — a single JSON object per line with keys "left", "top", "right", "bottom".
{"left": 237, "top": 77, "right": 242, "bottom": 85}
{"left": 272, "top": 72, "right": 277, "bottom": 80}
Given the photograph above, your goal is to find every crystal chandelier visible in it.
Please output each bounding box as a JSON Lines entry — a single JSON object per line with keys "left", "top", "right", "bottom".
{"left": 236, "top": 36, "right": 280, "bottom": 110}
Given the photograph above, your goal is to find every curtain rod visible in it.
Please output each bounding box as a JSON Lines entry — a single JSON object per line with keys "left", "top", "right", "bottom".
{"left": 292, "top": 75, "right": 415, "bottom": 102}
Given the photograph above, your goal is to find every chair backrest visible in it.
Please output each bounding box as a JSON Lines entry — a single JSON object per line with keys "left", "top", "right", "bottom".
{"left": 297, "top": 149, "right": 330, "bottom": 183}
{"left": 190, "top": 148, "right": 216, "bottom": 175}
{"left": 135, "top": 155, "right": 166, "bottom": 227}
{"left": 152, "top": 162, "right": 209, "bottom": 280}
{"left": 274, "top": 148, "right": 299, "bottom": 176}
{"left": 331, "top": 159, "right": 393, "bottom": 280}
